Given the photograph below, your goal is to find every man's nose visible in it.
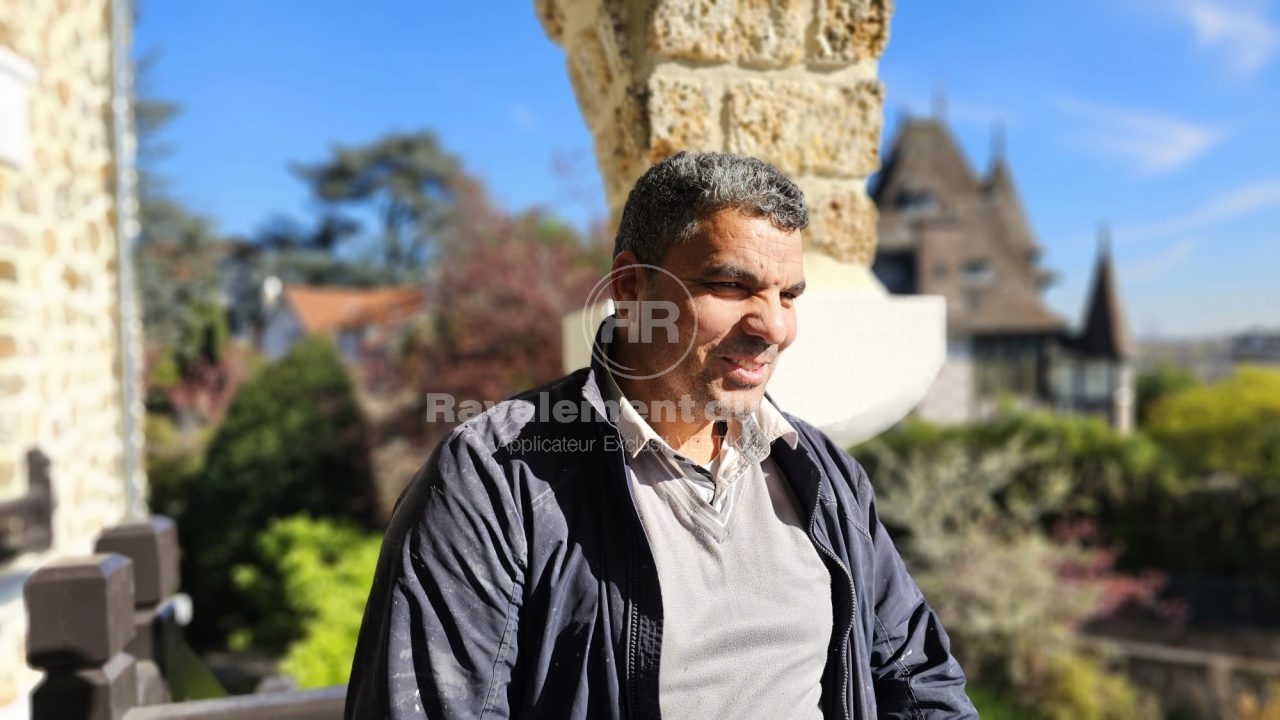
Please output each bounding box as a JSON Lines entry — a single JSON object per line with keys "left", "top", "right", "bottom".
{"left": 742, "top": 294, "right": 790, "bottom": 347}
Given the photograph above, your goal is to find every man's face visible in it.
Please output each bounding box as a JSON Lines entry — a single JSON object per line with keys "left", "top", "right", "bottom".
{"left": 613, "top": 208, "right": 806, "bottom": 418}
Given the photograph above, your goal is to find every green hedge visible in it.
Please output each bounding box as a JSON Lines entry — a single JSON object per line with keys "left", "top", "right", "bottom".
{"left": 179, "top": 337, "right": 377, "bottom": 648}
{"left": 1146, "top": 366, "right": 1280, "bottom": 490}
{"left": 232, "top": 515, "right": 381, "bottom": 687}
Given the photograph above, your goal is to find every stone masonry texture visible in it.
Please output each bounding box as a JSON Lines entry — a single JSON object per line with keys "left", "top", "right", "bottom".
{"left": 1, "top": 0, "right": 139, "bottom": 710}
{"left": 537, "top": 0, "right": 893, "bottom": 264}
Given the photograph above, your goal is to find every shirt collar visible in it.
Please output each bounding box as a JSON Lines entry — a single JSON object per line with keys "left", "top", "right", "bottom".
{"left": 595, "top": 366, "right": 799, "bottom": 460}
{"left": 599, "top": 368, "right": 672, "bottom": 458}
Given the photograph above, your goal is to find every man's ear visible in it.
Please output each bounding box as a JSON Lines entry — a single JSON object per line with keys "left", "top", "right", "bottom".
{"left": 609, "top": 251, "right": 644, "bottom": 320}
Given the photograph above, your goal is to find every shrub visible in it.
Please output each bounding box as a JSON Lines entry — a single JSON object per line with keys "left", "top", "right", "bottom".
{"left": 180, "top": 336, "right": 376, "bottom": 647}
{"left": 1034, "top": 653, "right": 1150, "bottom": 720}
{"left": 863, "top": 407, "right": 1280, "bottom": 625}
{"left": 1238, "top": 683, "right": 1280, "bottom": 720}
{"left": 1146, "top": 366, "right": 1280, "bottom": 490}
{"left": 968, "top": 685, "right": 1043, "bottom": 720}
{"left": 860, "top": 409, "right": 1206, "bottom": 573}
{"left": 866, "top": 440, "right": 1086, "bottom": 675}
{"left": 1135, "top": 363, "right": 1198, "bottom": 427}
{"left": 232, "top": 515, "right": 381, "bottom": 687}
{"left": 857, "top": 434, "right": 1159, "bottom": 715}
{"left": 862, "top": 410, "right": 1183, "bottom": 517}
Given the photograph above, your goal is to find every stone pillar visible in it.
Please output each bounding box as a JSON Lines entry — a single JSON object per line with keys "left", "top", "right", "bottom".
{"left": 544, "top": 1, "right": 952, "bottom": 446}
{"left": 536, "top": 0, "right": 891, "bottom": 266}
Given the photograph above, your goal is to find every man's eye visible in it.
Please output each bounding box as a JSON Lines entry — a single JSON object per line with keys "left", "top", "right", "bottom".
{"left": 708, "top": 282, "right": 747, "bottom": 293}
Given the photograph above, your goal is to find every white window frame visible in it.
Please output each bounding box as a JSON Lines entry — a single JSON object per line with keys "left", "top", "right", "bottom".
{"left": 0, "top": 45, "right": 38, "bottom": 169}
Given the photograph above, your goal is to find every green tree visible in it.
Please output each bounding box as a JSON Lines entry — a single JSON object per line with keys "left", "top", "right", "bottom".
{"left": 133, "top": 53, "right": 226, "bottom": 364}
{"left": 392, "top": 180, "right": 609, "bottom": 449}
{"left": 180, "top": 337, "right": 377, "bottom": 647}
{"left": 291, "top": 131, "right": 460, "bottom": 276}
{"left": 1135, "top": 362, "right": 1198, "bottom": 427}
{"left": 1146, "top": 366, "right": 1280, "bottom": 488}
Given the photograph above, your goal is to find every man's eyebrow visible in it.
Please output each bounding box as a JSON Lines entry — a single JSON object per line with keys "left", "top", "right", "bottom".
{"left": 700, "top": 264, "right": 806, "bottom": 296}
{"left": 701, "top": 263, "right": 760, "bottom": 282}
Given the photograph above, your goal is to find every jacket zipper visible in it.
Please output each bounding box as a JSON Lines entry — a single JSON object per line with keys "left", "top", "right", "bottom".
{"left": 611, "top": 437, "right": 643, "bottom": 720}
{"left": 808, "top": 471, "right": 859, "bottom": 720}
{"left": 626, "top": 543, "right": 640, "bottom": 720}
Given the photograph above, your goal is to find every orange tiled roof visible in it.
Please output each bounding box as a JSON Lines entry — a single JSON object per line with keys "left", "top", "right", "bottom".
{"left": 282, "top": 285, "right": 425, "bottom": 334}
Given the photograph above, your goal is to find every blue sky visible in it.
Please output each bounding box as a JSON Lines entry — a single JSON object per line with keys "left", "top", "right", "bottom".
{"left": 135, "top": 0, "right": 1280, "bottom": 338}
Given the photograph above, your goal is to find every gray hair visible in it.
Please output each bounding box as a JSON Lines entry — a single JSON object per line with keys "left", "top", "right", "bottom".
{"left": 613, "top": 151, "right": 808, "bottom": 264}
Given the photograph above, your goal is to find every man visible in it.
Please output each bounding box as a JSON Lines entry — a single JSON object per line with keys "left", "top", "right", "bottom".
{"left": 346, "top": 152, "right": 976, "bottom": 719}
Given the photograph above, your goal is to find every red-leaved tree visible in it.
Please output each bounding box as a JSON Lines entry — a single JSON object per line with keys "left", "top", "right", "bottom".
{"left": 390, "top": 178, "right": 610, "bottom": 448}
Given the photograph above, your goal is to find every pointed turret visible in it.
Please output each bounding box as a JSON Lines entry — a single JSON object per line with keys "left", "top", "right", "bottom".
{"left": 984, "top": 123, "right": 1014, "bottom": 198}
{"left": 871, "top": 118, "right": 980, "bottom": 208}
{"left": 1076, "top": 225, "right": 1131, "bottom": 359}
{"left": 981, "top": 123, "right": 1039, "bottom": 256}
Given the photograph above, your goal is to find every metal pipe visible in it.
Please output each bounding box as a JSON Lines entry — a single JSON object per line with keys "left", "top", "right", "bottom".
{"left": 109, "top": 0, "right": 146, "bottom": 519}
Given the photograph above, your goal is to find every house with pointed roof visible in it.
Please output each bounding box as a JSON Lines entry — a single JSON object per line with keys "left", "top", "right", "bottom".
{"left": 260, "top": 285, "right": 426, "bottom": 362}
{"left": 872, "top": 116, "right": 1134, "bottom": 431}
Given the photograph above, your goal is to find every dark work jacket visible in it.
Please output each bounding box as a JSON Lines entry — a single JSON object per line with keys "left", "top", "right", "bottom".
{"left": 345, "top": 351, "right": 977, "bottom": 719}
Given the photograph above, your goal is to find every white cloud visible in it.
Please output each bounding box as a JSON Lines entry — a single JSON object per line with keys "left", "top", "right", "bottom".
{"left": 1124, "top": 178, "right": 1280, "bottom": 240}
{"left": 1121, "top": 238, "right": 1197, "bottom": 282}
{"left": 1172, "top": 0, "right": 1280, "bottom": 76}
{"left": 1054, "top": 96, "right": 1225, "bottom": 175}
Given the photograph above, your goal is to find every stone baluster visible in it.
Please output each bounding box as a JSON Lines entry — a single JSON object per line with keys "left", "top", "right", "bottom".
{"left": 24, "top": 554, "right": 139, "bottom": 719}
{"left": 95, "top": 516, "right": 181, "bottom": 704}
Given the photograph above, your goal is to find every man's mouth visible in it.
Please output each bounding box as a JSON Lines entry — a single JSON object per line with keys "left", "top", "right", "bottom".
{"left": 720, "top": 356, "right": 771, "bottom": 385}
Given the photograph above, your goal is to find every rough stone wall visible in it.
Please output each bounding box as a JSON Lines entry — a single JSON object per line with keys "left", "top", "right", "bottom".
{"left": 537, "top": 0, "right": 892, "bottom": 266}
{"left": 0, "top": 0, "right": 137, "bottom": 711}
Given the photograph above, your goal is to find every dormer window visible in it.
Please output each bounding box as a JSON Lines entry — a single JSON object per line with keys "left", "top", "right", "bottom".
{"left": 962, "top": 258, "right": 994, "bottom": 286}
{"left": 894, "top": 188, "right": 939, "bottom": 216}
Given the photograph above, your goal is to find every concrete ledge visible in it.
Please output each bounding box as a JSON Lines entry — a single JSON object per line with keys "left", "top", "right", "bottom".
{"left": 122, "top": 686, "right": 346, "bottom": 720}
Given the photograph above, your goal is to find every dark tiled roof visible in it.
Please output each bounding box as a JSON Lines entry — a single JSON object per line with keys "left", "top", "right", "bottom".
{"left": 958, "top": 287, "right": 1066, "bottom": 334}
{"left": 872, "top": 119, "right": 980, "bottom": 208}
{"left": 981, "top": 158, "right": 1040, "bottom": 254}
{"left": 1076, "top": 241, "right": 1131, "bottom": 358}
{"left": 873, "top": 117, "right": 1061, "bottom": 335}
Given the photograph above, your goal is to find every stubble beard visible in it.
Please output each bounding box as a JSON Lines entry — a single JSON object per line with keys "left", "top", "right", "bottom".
{"left": 684, "top": 355, "right": 775, "bottom": 422}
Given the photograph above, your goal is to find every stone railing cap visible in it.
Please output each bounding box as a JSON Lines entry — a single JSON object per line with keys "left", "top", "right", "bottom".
{"left": 25, "top": 553, "right": 137, "bottom": 668}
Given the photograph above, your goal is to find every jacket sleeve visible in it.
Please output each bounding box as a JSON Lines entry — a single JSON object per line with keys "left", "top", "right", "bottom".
{"left": 831, "top": 441, "right": 976, "bottom": 720}
{"left": 346, "top": 426, "right": 527, "bottom": 719}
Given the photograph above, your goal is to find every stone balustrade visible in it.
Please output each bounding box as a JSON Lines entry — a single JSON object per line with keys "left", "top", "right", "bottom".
{"left": 24, "top": 516, "right": 345, "bottom": 720}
